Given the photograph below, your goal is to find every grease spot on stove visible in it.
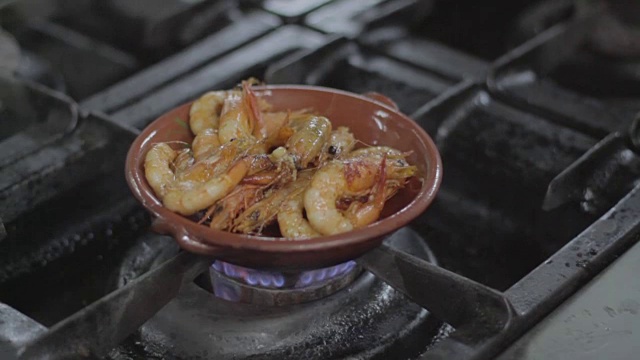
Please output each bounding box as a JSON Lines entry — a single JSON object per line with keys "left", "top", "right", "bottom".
{"left": 619, "top": 299, "right": 640, "bottom": 315}
{"left": 604, "top": 306, "right": 617, "bottom": 318}
{"left": 575, "top": 260, "right": 589, "bottom": 268}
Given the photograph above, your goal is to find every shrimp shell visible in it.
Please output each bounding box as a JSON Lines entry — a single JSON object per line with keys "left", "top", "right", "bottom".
{"left": 192, "top": 128, "right": 221, "bottom": 161}
{"left": 232, "top": 170, "right": 314, "bottom": 234}
{"left": 285, "top": 115, "right": 332, "bottom": 169}
{"left": 189, "top": 90, "right": 237, "bottom": 136}
{"left": 144, "top": 143, "right": 177, "bottom": 199}
{"left": 162, "top": 156, "right": 252, "bottom": 216}
{"left": 326, "top": 126, "right": 356, "bottom": 159}
{"left": 304, "top": 150, "right": 415, "bottom": 236}
{"left": 278, "top": 191, "right": 320, "bottom": 239}
{"left": 208, "top": 184, "right": 265, "bottom": 231}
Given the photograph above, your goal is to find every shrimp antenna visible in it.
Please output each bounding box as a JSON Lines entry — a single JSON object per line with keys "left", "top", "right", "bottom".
{"left": 354, "top": 139, "right": 375, "bottom": 148}
{"left": 152, "top": 140, "right": 191, "bottom": 149}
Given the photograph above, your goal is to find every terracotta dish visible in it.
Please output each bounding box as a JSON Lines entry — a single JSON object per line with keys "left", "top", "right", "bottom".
{"left": 125, "top": 85, "right": 442, "bottom": 270}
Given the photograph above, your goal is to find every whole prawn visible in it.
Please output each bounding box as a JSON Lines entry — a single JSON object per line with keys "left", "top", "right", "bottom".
{"left": 285, "top": 114, "right": 332, "bottom": 169}
{"left": 232, "top": 169, "right": 315, "bottom": 234}
{"left": 277, "top": 188, "right": 320, "bottom": 239}
{"left": 325, "top": 126, "right": 356, "bottom": 160}
{"left": 205, "top": 184, "right": 266, "bottom": 231}
{"left": 144, "top": 138, "right": 268, "bottom": 216}
{"left": 218, "top": 80, "right": 267, "bottom": 145}
{"left": 161, "top": 155, "right": 253, "bottom": 216}
{"left": 191, "top": 80, "right": 271, "bottom": 162}
{"left": 304, "top": 147, "right": 416, "bottom": 236}
{"left": 189, "top": 90, "right": 237, "bottom": 136}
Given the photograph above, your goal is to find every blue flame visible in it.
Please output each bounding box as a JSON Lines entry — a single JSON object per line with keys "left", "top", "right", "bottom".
{"left": 211, "top": 260, "right": 356, "bottom": 290}
{"left": 295, "top": 261, "right": 356, "bottom": 288}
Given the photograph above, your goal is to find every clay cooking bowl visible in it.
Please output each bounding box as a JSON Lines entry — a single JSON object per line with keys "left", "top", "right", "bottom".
{"left": 125, "top": 85, "right": 442, "bottom": 270}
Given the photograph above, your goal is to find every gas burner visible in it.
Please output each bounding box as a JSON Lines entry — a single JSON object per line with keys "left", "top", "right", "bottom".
{"left": 513, "top": 0, "right": 640, "bottom": 102}
{"left": 210, "top": 260, "right": 360, "bottom": 305}
{"left": 112, "top": 228, "right": 442, "bottom": 359}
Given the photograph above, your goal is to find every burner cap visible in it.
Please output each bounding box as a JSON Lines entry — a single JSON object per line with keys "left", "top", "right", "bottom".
{"left": 210, "top": 260, "right": 360, "bottom": 306}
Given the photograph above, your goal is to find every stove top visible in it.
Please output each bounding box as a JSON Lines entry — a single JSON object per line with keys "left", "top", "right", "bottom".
{"left": 1, "top": 1, "right": 640, "bottom": 359}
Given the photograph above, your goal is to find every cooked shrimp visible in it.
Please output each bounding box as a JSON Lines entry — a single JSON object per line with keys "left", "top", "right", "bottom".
{"left": 144, "top": 143, "right": 177, "bottom": 199}
{"left": 241, "top": 172, "right": 279, "bottom": 186}
{"left": 162, "top": 156, "right": 253, "bottom": 216}
{"left": 206, "top": 184, "right": 265, "bottom": 231}
{"left": 192, "top": 128, "right": 221, "bottom": 161}
{"left": 147, "top": 80, "right": 420, "bottom": 238}
{"left": 304, "top": 152, "right": 415, "bottom": 236}
{"left": 326, "top": 126, "right": 356, "bottom": 159}
{"left": 286, "top": 115, "right": 332, "bottom": 169}
{"left": 303, "top": 159, "right": 380, "bottom": 235}
{"left": 189, "top": 90, "right": 237, "bottom": 136}
{"left": 173, "top": 148, "right": 194, "bottom": 174}
{"left": 233, "top": 170, "right": 314, "bottom": 234}
{"left": 258, "top": 109, "right": 314, "bottom": 148}
{"left": 243, "top": 80, "right": 267, "bottom": 140}
{"left": 317, "top": 126, "right": 356, "bottom": 166}
{"left": 144, "top": 135, "right": 271, "bottom": 216}
{"left": 278, "top": 191, "right": 320, "bottom": 239}
{"left": 176, "top": 137, "right": 255, "bottom": 184}
{"left": 347, "top": 146, "right": 416, "bottom": 181}
{"left": 343, "top": 156, "right": 388, "bottom": 229}
{"left": 346, "top": 146, "right": 403, "bottom": 160}
{"left": 261, "top": 111, "right": 291, "bottom": 147}
{"left": 218, "top": 92, "right": 253, "bottom": 144}
{"left": 218, "top": 81, "right": 267, "bottom": 145}
{"left": 231, "top": 186, "right": 286, "bottom": 234}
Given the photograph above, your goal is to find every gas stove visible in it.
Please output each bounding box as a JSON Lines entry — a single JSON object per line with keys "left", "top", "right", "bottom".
{"left": 1, "top": 1, "right": 640, "bottom": 359}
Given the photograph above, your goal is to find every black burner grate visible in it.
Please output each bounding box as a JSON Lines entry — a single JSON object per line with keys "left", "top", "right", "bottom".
{"left": 2, "top": 1, "right": 640, "bottom": 360}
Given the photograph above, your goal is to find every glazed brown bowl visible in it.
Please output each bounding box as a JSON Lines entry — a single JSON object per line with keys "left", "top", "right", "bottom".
{"left": 125, "top": 85, "right": 442, "bottom": 270}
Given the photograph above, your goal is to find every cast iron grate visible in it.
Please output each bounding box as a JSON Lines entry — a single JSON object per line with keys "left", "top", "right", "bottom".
{"left": 2, "top": 2, "right": 640, "bottom": 360}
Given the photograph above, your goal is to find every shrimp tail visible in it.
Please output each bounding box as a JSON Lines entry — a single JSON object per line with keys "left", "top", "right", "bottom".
{"left": 242, "top": 80, "right": 267, "bottom": 140}
{"left": 345, "top": 155, "right": 388, "bottom": 228}
{"left": 209, "top": 184, "right": 264, "bottom": 230}
{"left": 373, "top": 155, "right": 388, "bottom": 206}
{"left": 198, "top": 203, "right": 219, "bottom": 225}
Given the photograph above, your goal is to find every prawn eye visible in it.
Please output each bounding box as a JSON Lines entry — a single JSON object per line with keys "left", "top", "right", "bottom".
{"left": 328, "top": 145, "right": 338, "bottom": 155}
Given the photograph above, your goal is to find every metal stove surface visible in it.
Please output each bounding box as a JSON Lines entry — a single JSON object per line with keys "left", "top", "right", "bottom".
{"left": 108, "top": 229, "right": 443, "bottom": 360}
{"left": 1, "top": 1, "right": 640, "bottom": 360}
